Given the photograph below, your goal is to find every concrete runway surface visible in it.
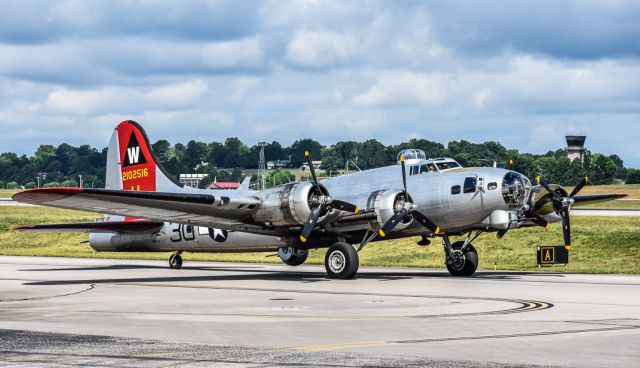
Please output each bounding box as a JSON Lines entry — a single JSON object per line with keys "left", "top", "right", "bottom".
{"left": 0, "top": 256, "right": 638, "bottom": 367}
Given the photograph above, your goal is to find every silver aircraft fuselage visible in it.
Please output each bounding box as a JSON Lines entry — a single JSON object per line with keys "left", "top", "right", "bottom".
{"left": 324, "top": 165, "right": 522, "bottom": 234}
{"left": 89, "top": 220, "right": 288, "bottom": 253}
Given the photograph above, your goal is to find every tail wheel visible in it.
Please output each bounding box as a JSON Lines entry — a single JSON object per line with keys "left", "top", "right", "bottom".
{"left": 446, "top": 241, "right": 478, "bottom": 277}
{"left": 324, "top": 242, "right": 359, "bottom": 279}
{"left": 169, "top": 253, "right": 182, "bottom": 269}
{"left": 284, "top": 251, "right": 308, "bottom": 266}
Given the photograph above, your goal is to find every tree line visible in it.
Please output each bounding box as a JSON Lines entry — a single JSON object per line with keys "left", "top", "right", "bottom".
{"left": 1, "top": 136, "right": 638, "bottom": 190}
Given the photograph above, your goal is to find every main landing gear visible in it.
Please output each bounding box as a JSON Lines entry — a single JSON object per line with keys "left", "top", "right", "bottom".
{"left": 324, "top": 242, "right": 359, "bottom": 279}
{"left": 279, "top": 242, "right": 359, "bottom": 279}
{"left": 169, "top": 251, "right": 183, "bottom": 269}
{"left": 443, "top": 233, "right": 479, "bottom": 276}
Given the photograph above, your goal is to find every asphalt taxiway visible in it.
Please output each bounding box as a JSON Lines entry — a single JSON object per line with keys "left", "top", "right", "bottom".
{"left": 0, "top": 256, "right": 638, "bottom": 367}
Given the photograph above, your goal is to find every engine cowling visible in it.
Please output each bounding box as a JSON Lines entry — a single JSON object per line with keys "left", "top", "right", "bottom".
{"left": 254, "top": 181, "right": 334, "bottom": 227}
{"left": 367, "top": 189, "right": 413, "bottom": 232}
{"left": 530, "top": 184, "right": 569, "bottom": 216}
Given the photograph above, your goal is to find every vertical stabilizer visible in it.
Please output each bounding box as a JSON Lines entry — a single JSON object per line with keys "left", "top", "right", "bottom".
{"left": 106, "top": 120, "right": 184, "bottom": 192}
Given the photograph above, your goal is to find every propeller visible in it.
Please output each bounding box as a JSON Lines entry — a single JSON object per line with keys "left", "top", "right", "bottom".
{"left": 378, "top": 155, "right": 441, "bottom": 237}
{"left": 534, "top": 176, "right": 589, "bottom": 249}
{"left": 299, "top": 151, "right": 358, "bottom": 243}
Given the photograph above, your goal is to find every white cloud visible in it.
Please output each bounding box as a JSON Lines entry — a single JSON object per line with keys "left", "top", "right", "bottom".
{"left": 45, "top": 88, "right": 122, "bottom": 115}
{"left": 473, "top": 89, "right": 491, "bottom": 108}
{"left": 147, "top": 80, "right": 208, "bottom": 109}
{"left": 285, "top": 30, "right": 359, "bottom": 68}
{"left": 353, "top": 71, "right": 448, "bottom": 107}
{"left": 44, "top": 80, "right": 208, "bottom": 115}
{"left": 201, "top": 38, "right": 264, "bottom": 69}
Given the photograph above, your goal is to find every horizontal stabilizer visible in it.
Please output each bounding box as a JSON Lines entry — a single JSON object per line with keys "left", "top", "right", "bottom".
{"left": 15, "top": 220, "right": 164, "bottom": 233}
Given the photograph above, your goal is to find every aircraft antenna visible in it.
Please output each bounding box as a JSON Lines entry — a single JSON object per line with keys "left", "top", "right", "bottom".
{"left": 258, "top": 141, "right": 267, "bottom": 190}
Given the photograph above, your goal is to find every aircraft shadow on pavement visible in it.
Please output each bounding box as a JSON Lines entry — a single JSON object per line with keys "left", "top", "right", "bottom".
{"left": 20, "top": 264, "right": 268, "bottom": 272}
{"left": 20, "top": 265, "right": 566, "bottom": 286}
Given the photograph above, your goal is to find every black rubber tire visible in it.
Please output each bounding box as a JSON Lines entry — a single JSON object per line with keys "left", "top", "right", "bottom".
{"left": 446, "top": 241, "right": 478, "bottom": 277}
{"left": 169, "top": 254, "right": 182, "bottom": 269}
{"left": 284, "top": 251, "right": 308, "bottom": 266}
{"left": 324, "top": 242, "right": 359, "bottom": 279}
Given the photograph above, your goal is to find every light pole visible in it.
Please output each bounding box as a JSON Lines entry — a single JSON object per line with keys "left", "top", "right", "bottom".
{"left": 36, "top": 172, "right": 47, "bottom": 188}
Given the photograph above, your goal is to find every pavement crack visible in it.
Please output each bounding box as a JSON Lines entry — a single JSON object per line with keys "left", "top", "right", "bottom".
{"left": 0, "top": 283, "right": 95, "bottom": 303}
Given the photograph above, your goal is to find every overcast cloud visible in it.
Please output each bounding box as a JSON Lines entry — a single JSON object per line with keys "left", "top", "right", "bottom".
{"left": 1, "top": 0, "right": 639, "bottom": 166}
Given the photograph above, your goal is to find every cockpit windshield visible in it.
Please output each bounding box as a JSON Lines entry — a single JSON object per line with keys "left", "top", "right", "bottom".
{"left": 435, "top": 161, "right": 460, "bottom": 170}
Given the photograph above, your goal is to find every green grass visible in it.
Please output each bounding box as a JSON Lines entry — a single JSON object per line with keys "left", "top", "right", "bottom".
{"left": 1, "top": 206, "right": 638, "bottom": 274}
{"left": 0, "top": 190, "right": 18, "bottom": 198}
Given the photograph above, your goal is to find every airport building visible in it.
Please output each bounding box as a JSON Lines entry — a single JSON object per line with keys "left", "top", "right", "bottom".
{"left": 566, "top": 135, "right": 586, "bottom": 163}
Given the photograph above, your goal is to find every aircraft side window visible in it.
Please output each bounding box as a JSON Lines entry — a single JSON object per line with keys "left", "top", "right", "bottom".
{"left": 410, "top": 165, "right": 419, "bottom": 175}
{"left": 451, "top": 185, "right": 461, "bottom": 195}
{"left": 463, "top": 177, "right": 476, "bottom": 193}
{"left": 420, "top": 164, "right": 429, "bottom": 174}
{"left": 488, "top": 182, "right": 498, "bottom": 190}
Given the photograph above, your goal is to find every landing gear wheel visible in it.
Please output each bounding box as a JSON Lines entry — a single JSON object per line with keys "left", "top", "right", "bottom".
{"left": 324, "top": 242, "right": 359, "bottom": 279}
{"left": 446, "top": 241, "right": 478, "bottom": 277}
{"left": 284, "top": 251, "right": 308, "bottom": 266}
{"left": 169, "top": 253, "right": 182, "bottom": 269}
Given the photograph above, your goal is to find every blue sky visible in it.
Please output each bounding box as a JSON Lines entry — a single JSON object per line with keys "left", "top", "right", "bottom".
{"left": 1, "top": 1, "right": 639, "bottom": 166}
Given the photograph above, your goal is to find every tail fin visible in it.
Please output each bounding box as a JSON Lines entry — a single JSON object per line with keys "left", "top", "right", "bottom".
{"left": 105, "top": 120, "right": 183, "bottom": 192}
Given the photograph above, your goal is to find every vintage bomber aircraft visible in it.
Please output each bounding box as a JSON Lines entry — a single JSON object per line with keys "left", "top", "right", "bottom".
{"left": 13, "top": 120, "right": 626, "bottom": 279}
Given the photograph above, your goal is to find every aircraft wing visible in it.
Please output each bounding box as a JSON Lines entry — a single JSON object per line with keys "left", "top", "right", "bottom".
{"left": 12, "top": 188, "right": 261, "bottom": 229}
{"left": 572, "top": 193, "right": 628, "bottom": 207}
{"left": 15, "top": 220, "right": 164, "bottom": 233}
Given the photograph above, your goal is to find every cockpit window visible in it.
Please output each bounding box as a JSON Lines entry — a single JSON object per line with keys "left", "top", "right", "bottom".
{"left": 420, "top": 164, "right": 429, "bottom": 174}
{"left": 436, "top": 161, "right": 460, "bottom": 170}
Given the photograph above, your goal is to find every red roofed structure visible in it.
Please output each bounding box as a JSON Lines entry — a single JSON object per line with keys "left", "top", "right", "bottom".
{"left": 207, "top": 181, "right": 240, "bottom": 190}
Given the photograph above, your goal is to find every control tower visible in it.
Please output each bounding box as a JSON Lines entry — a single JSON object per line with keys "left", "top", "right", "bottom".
{"left": 566, "top": 135, "right": 586, "bottom": 163}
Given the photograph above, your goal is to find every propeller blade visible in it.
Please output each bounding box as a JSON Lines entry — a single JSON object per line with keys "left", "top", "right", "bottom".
{"left": 536, "top": 176, "right": 554, "bottom": 195}
{"left": 496, "top": 229, "right": 508, "bottom": 239}
{"left": 331, "top": 199, "right": 359, "bottom": 213}
{"left": 531, "top": 212, "right": 551, "bottom": 230}
{"left": 305, "top": 150, "right": 320, "bottom": 193}
{"left": 299, "top": 205, "right": 323, "bottom": 243}
{"left": 537, "top": 176, "right": 562, "bottom": 202}
{"left": 508, "top": 159, "right": 514, "bottom": 170}
{"left": 561, "top": 207, "right": 571, "bottom": 249}
{"left": 400, "top": 155, "right": 408, "bottom": 195}
{"left": 569, "top": 176, "right": 589, "bottom": 197}
{"left": 378, "top": 209, "right": 408, "bottom": 237}
{"left": 412, "top": 210, "right": 441, "bottom": 234}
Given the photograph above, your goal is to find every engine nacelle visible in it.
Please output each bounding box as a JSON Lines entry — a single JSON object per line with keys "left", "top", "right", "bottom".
{"left": 367, "top": 189, "right": 413, "bottom": 232}
{"left": 254, "top": 181, "right": 332, "bottom": 227}
{"left": 530, "top": 184, "right": 569, "bottom": 216}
